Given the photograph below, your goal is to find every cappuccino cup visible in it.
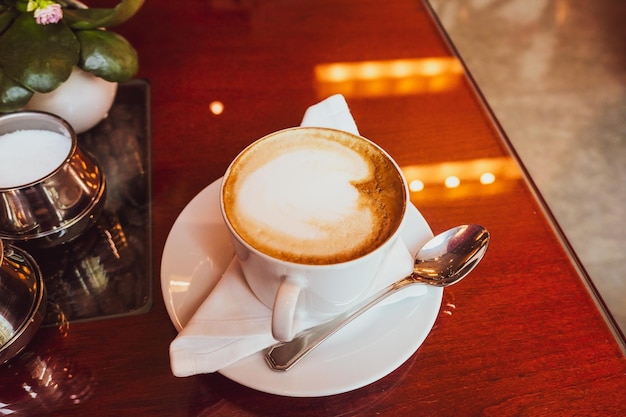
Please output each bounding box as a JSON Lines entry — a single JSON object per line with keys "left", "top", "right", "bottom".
{"left": 221, "top": 127, "right": 410, "bottom": 342}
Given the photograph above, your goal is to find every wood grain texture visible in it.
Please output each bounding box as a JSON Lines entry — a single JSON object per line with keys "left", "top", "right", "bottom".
{"left": 1, "top": 0, "right": 625, "bottom": 415}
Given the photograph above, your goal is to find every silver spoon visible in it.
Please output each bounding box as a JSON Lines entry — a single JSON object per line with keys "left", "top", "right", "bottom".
{"left": 264, "top": 224, "right": 490, "bottom": 371}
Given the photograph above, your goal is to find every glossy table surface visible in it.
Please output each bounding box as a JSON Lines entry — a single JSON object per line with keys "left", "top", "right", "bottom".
{"left": 2, "top": 0, "right": 626, "bottom": 415}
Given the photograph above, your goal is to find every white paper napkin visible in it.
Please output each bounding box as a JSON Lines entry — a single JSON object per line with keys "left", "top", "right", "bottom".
{"left": 300, "top": 94, "right": 360, "bottom": 135}
{"left": 169, "top": 95, "right": 426, "bottom": 377}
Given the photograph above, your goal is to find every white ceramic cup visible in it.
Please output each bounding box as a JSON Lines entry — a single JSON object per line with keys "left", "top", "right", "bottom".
{"left": 220, "top": 127, "right": 409, "bottom": 342}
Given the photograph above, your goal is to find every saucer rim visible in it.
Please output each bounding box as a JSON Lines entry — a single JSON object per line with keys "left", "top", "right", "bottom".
{"left": 161, "top": 177, "right": 443, "bottom": 397}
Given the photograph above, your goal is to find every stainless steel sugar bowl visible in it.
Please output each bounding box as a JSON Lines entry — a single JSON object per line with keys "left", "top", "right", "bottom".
{"left": 0, "top": 239, "right": 46, "bottom": 365}
{"left": 0, "top": 112, "right": 106, "bottom": 247}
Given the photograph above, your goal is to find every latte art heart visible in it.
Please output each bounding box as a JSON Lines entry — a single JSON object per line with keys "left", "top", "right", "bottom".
{"left": 237, "top": 147, "right": 376, "bottom": 250}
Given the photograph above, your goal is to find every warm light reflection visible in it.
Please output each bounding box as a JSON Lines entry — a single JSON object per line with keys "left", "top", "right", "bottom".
{"left": 409, "top": 179, "right": 425, "bottom": 192}
{"left": 0, "top": 315, "right": 13, "bottom": 342}
{"left": 170, "top": 279, "right": 191, "bottom": 293}
{"left": 209, "top": 101, "right": 224, "bottom": 115}
{"left": 556, "top": 0, "right": 569, "bottom": 26}
{"left": 0, "top": 402, "right": 13, "bottom": 415}
{"left": 401, "top": 157, "right": 522, "bottom": 202}
{"left": 480, "top": 172, "right": 496, "bottom": 185}
{"left": 444, "top": 176, "right": 460, "bottom": 188}
{"left": 315, "top": 57, "right": 464, "bottom": 98}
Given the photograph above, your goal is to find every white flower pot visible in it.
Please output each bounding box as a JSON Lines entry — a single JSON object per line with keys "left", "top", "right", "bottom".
{"left": 24, "top": 67, "right": 118, "bottom": 134}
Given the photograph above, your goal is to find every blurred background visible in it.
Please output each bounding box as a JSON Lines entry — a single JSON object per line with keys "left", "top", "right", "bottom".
{"left": 428, "top": 0, "right": 626, "bottom": 334}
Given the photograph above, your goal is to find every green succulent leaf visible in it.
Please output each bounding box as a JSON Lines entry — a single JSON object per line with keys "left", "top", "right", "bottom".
{"left": 0, "top": 68, "right": 33, "bottom": 112}
{"left": 0, "top": 14, "right": 79, "bottom": 93}
{"left": 63, "top": 0, "right": 144, "bottom": 29}
{"left": 77, "top": 29, "right": 137, "bottom": 82}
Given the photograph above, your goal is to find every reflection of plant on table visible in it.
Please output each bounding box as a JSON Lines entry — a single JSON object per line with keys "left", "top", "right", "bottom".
{"left": 0, "top": 0, "right": 144, "bottom": 112}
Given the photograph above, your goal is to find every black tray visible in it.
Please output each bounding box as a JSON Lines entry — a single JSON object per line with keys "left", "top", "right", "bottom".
{"left": 20, "top": 80, "right": 153, "bottom": 326}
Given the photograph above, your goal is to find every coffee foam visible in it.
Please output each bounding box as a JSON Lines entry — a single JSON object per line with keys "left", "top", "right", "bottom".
{"left": 223, "top": 129, "right": 405, "bottom": 265}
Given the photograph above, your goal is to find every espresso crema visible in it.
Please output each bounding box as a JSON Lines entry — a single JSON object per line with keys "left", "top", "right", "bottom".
{"left": 222, "top": 128, "right": 406, "bottom": 265}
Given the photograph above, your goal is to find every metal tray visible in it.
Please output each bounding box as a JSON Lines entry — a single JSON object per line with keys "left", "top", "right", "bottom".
{"left": 18, "top": 80, "right": 153, "bottom": 325}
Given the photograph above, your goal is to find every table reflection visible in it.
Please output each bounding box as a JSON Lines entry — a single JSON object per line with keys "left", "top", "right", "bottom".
{"left": 0, "top": 349, "right": 95, "bottom": 414}
{"left": 315, "top": 57, "right": 464, "bottom": 98}
{"left": 402, "top": 157, "right": 522, "bottom": 203}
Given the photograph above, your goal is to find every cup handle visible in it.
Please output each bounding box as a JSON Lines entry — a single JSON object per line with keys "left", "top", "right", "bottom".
{"left": 272, "top": 275, "right": 302, "bottom": 342}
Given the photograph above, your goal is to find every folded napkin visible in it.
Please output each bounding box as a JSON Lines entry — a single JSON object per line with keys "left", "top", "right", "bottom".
{"left": 169, "top": 95, "right": 426, "bottom": 377}
{"left": 300, "top": 93, "right": 360, "bottom": 135}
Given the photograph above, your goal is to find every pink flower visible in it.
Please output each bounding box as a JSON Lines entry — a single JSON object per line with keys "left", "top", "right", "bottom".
{"left": 34, "top": 4, "right": 63, "bottom": 25}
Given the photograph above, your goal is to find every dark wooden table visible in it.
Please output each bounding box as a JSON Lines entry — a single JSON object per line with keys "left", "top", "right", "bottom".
{"left": 2, "top": 0, "right": 626, "bottom": 415}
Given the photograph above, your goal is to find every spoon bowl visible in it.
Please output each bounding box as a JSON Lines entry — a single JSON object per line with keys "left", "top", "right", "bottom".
{"left": 265, "top": 224, "right": 490, "bottom": 371}
{"left": 412, "top": 224, "right": 490, "bottom": 286}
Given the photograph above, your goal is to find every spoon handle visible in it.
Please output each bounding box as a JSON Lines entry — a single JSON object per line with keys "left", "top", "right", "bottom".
{"left": 264, "top": 277, "right": 417, "bottom": 371}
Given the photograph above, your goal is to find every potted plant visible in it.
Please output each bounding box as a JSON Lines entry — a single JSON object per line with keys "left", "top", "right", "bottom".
{"left": 0, "top": 0, "right": 143, "bottom": 131}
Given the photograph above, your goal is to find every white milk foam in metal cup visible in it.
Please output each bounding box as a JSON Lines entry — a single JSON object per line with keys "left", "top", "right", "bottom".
{"left": 0, "top": 129, "right": 72, "bottom": 188}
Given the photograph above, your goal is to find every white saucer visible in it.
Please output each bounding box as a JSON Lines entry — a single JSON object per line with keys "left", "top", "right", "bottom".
{"left": 161, "top": 178, "right": 443, "bottom": 397}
